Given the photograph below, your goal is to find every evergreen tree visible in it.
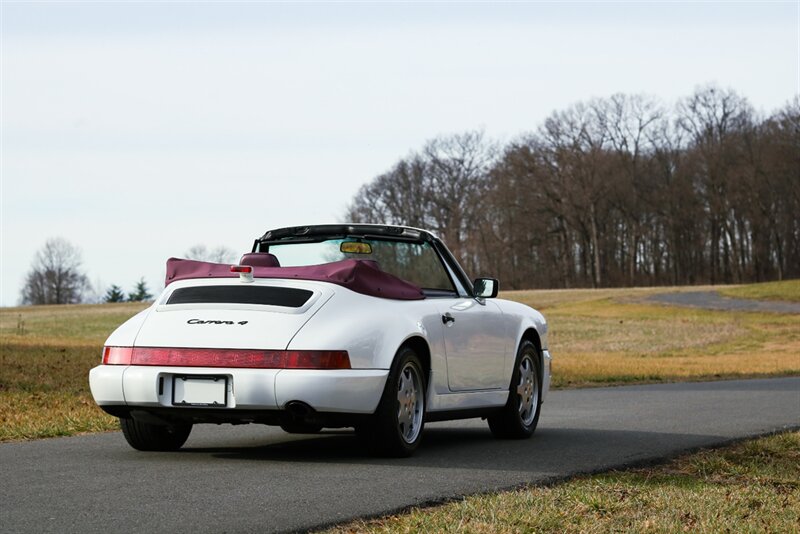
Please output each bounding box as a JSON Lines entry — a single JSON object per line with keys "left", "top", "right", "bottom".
{"left": 104, "top": 284, "right": 126, "bottom": 303}
{"left": 128, "top": 278, "right": 153, "bottom": 302}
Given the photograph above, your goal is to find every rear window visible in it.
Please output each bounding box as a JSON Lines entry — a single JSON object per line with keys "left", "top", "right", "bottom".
{"left": 167, "top": 286, "right": 313, "bottom": 308}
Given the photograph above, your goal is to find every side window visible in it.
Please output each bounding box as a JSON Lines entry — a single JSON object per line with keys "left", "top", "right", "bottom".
{"left": 367, "top": 242, "right": 456, "bottom": 294}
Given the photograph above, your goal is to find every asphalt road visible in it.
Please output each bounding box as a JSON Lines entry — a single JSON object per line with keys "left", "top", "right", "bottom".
{"left": 2, "top": 378, "right": 798, "bottom": 534}
{"left": 646, "top": 291, "right": 800, "bottom": 313}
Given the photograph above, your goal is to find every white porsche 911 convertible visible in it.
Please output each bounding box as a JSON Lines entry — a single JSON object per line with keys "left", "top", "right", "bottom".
{"left": 90, "top": 224, "right": 551, "bottom": 456}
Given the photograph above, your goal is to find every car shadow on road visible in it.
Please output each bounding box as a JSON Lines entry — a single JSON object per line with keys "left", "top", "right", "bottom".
{"left": 182, "top": 424, "right": 734, "bottom": 473}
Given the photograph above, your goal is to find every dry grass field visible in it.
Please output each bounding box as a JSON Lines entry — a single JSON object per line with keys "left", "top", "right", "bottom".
{"left": 1, "top": 281, "right": 798, "bottom": 441}
{"left": 506, "top": 285, "right": 800, "bottom": 388}
{"left": 718, "top": 278, "right": 800, "bottom": 302}
{"left": 0, "top": 302, "right": 148, "bottom": 441}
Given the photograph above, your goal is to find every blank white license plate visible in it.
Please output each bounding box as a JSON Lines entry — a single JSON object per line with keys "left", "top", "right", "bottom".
{"left": 172, "top": 376, "right": 227, "bottom": 407}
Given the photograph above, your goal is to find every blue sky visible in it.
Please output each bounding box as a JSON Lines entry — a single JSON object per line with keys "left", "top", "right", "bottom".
{"left": 1, "top": 1, "right": 798, "bottom": 305}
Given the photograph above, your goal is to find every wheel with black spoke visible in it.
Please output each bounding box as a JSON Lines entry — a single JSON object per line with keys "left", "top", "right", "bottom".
{"left": 361, "top": 347, "right": 426, "bottom": 457}
{"left": 488, "top": 340, "right": 541, "bottom": 439}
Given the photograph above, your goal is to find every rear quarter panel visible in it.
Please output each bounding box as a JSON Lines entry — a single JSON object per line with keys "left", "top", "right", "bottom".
{"left": 104, "top": 307, "right": 154, "bottom": 347}
{"left": 286, "top": 288, "right": 446, "bottom": 373}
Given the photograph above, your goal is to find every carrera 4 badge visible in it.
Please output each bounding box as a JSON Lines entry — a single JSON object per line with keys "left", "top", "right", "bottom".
{"left": 187, "top": 319, "right": 249, "bottom": 325}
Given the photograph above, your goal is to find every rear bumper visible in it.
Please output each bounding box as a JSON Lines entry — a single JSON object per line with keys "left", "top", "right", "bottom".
{"left": 89, "top": 365, "right": 389, "bottom": 418}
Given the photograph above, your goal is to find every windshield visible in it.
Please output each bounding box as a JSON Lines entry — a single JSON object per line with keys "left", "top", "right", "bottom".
{"left": 264, "top": 238, "right": 456, "bottom": 293}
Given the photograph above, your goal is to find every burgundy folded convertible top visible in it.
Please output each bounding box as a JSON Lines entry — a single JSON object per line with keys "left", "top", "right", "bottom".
{"left": 165, "top": 258, "right": 425, "bottom": 300}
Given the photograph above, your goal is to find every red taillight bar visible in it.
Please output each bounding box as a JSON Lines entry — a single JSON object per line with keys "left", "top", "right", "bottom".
{"left": 103, "top": 346, "right": 133, "bottom": 365}
{"left": 285, "top": 351, "right": 351, "bottom": 369}
{"left": 102, "top": 346, "right": 350, "bottom": 369}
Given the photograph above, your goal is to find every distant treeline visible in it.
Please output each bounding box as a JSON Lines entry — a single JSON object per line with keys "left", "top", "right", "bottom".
{"left": 347, "top": 86, "right": 800, "bottom": 289}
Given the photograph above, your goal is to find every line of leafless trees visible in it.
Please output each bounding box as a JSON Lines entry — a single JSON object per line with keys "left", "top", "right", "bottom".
{"left": 19, "top": 240, "right": 237, "bottom": 305}
{"left": 348, "top": 86, "right": 799, "bottom": 289}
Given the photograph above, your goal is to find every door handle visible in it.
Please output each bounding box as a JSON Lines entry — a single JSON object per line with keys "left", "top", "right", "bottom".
{"left": 442, "top": 313, "right": 455, "bottom": 325}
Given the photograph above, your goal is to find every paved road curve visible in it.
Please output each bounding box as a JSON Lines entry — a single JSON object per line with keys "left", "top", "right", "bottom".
{"left": 2, "top": 378, "right": 798, "bottom": 533}
{"left": 647, "top": 290, "right": 800, "bottom": 313}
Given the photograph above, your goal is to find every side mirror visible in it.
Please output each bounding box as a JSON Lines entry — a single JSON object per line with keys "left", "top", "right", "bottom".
{"left": 473, "top": 277, "right": 499, "bottom": 299}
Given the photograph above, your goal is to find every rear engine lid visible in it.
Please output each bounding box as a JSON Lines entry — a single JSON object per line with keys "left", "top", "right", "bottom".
{"left": 133, "top": 278, "right": 334, "bottom": 350}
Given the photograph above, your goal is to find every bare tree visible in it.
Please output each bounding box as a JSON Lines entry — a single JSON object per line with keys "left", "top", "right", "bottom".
{"left": 749, "top": 97, "right": 800, "bottom": 281}
{"left": 677, "top": 85, "right": 754, "bottom": 284}
{"left": 346, "top": 156, "right": 429, "bottom": 227}
{"left": 20, "top": 238, "right": 91, "bottom": 305}
{"left": 592, "top": 94, "right": 667, "bottom": 285}
{"left": 348, "top": 131, "right": 496, "bottom": 276}
{"left": 422, "top": 131, "right": 498, "bottom": 273}
{"left": 184, "top": 244, "right": 238, "bottom": 264}
{"left": 537, "top": 101, "right": 614, "bottom": 287}
{"left": 347, "top": 89, "right": 799, "bottom": 290}
{"left": 483, "top": 140, "right": 554, "bottom": 288}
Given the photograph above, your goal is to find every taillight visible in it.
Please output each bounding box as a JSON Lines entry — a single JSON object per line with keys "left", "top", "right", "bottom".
{"left": 102, "top": 346, "right": 133, "bottom": 365}
{"left": 132, "top": 347, "right": 285, "bottom": 368}
{"left": 101, "top": 346, "right": 350, "bottom": 369}
{"left": 284, "top": 351, "right": 351, "bottom": 369}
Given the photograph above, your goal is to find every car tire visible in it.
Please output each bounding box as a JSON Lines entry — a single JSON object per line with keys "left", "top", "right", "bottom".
{"left": 280, "top": 422, "right": 323, "bottom": 434}
{"left": 360, "top": 347, "right": 426, "bottom": 457}
{"left": 488, "top": 340, "right": 542, "bottom": 439}
{"left": 119, "top": 417, "right": 192, "bottom": 451}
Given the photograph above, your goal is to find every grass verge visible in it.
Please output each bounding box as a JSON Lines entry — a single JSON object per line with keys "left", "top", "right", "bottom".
{"left": 324, "top": 431, "right": 800, "bottom": 533}
{"left": 718, "top": 279, "right": 800, "bottom": 303}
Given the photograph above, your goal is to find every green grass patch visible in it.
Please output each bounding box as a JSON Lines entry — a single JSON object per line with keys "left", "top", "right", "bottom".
{"left": 718, "top": 279, "right": 800, "bottom": 302}
{"left": 324, "top": 431, "right": 800, "bottom": 533}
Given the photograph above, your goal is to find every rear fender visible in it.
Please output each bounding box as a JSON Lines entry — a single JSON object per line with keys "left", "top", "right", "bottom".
{"left": 286, "top": 292, "right": 444, "bottom": 372}
{"left": 104, "top": 306, "right": 155, "bottom": 347}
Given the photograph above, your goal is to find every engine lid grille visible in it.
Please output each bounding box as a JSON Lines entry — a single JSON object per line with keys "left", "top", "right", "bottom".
{"left": 166, "top": 286, "right": 313, "bottom": 308}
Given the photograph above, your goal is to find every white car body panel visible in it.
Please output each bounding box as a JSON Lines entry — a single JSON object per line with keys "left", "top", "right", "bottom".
{"left": 89, "top": 365, "right": 127, "bottom": 405}
{"left": 437, "top": 298, "right": 509, "bottom": 391}
{"left": 492, "top": 298, "right": 551, "bottom": 397}
{"left": 90, "top": 279, "right": 550, "bottom": 414}
{"left": 90, "top": 363, "right": 389, "bottom": 414}
{"left": 285, "top": 288, "right": 444, "bottom": 369}
{"left": 134, "top": 278, "right": 334, "bottom": 351}
{"left": 274, "top": 369, "right": 388, "bottom": 413}
{"left": 104, "top": 307, "right": 152, "bottom": 347}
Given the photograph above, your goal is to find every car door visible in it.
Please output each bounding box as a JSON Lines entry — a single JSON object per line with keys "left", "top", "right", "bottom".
{"left": 437, "top": 297, "right": 508, "bottom": 391}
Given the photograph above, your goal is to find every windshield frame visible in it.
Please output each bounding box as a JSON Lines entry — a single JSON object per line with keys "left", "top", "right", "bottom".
{"left": 253, "top": 224, "right": 476, "bottom": 298}
{"left": 255, "top": 232, "right": 466, "bottom": 297}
